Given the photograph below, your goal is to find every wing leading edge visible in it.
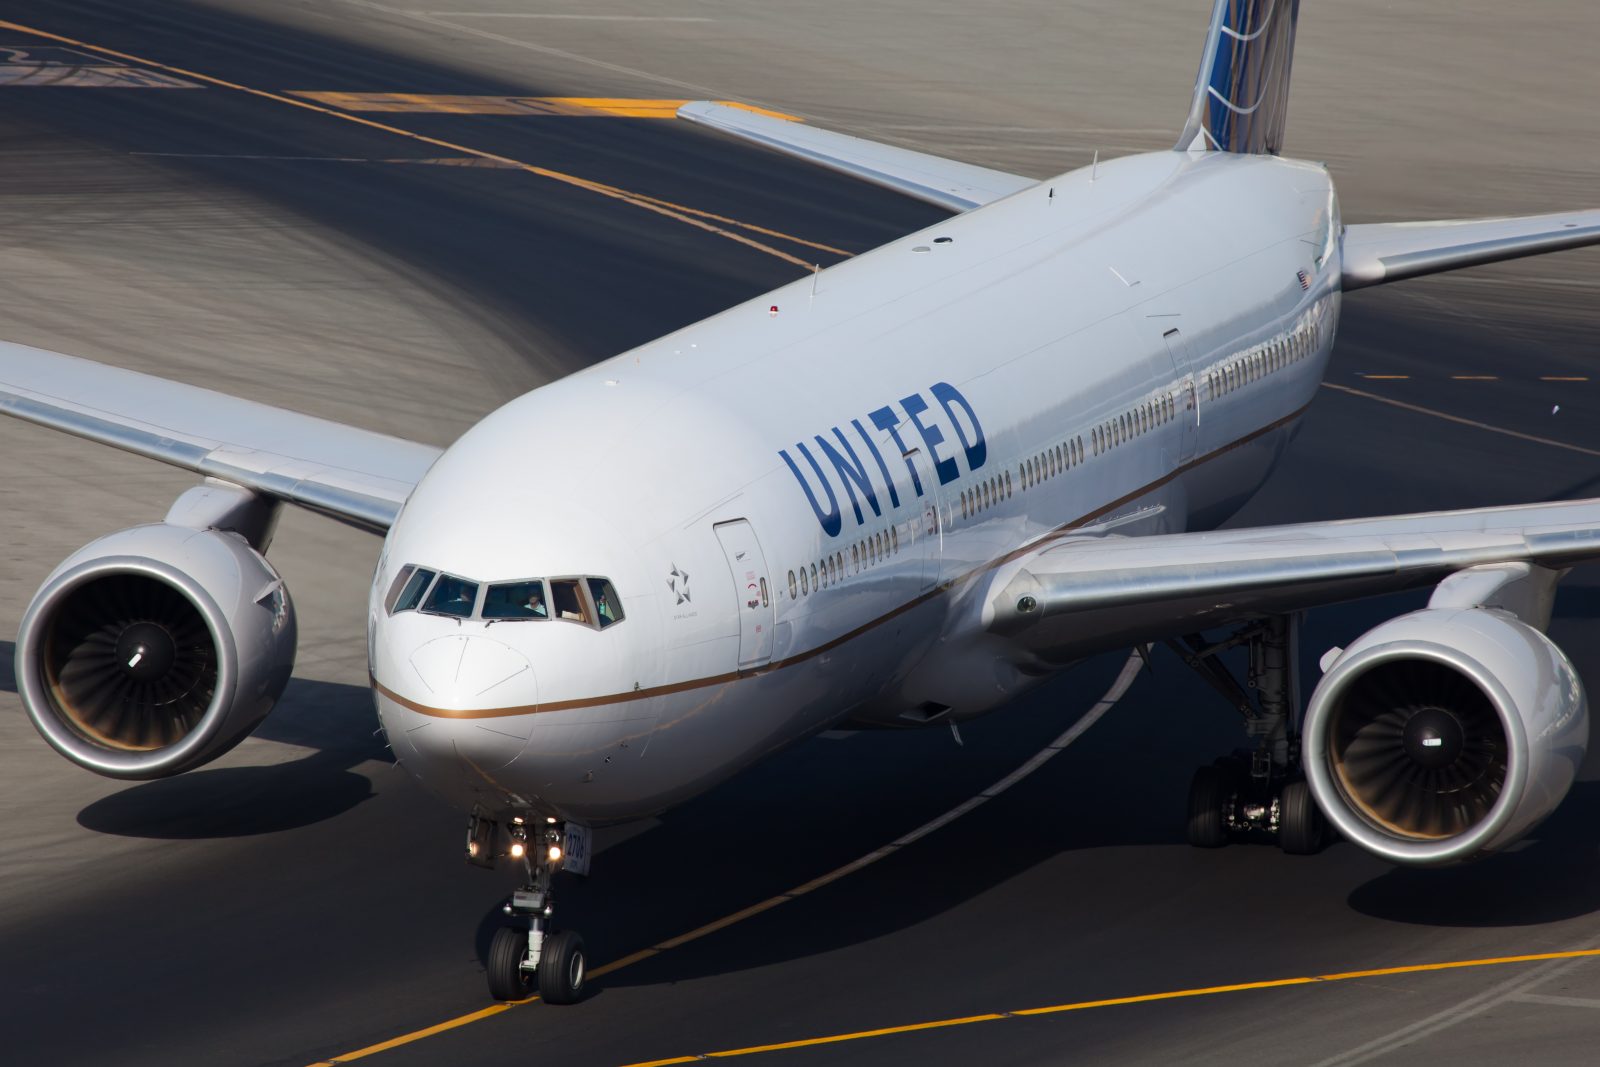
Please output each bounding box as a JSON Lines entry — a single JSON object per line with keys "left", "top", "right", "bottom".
{"left": 0, "top": 342, "right": 441, "bottom": 532}
{"left": 676, "top": 101, "right": 1036, "bottom": 213}
{"left": 986, "top": 498, "right": 1600, "bottom": 661}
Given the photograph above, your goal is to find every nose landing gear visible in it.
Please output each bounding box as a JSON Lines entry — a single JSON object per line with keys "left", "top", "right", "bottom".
{"left": 481, "top": 816, "right": 588, "bottom": 1004}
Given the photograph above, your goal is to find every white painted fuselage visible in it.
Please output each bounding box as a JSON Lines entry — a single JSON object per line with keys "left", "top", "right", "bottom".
{"left": 369, "top": 149, "right": 1342, "bottom": 825}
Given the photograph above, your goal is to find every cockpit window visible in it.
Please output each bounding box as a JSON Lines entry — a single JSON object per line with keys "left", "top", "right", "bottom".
{"left": 423, "top": 574, "right": 479, "bottom": 618}
{"left": 484, "top": 579, "right": 550, "bottom": 620}
{"left": 390, "top": 567, "right": 436, "bottom": 614}
{"left": 588, "top": 577, "right": 623, "bottom": 628}
{"left": 384, "top": 565, "right": 417, "bottom": 613}
{"left": 549, "top": 578, "right": 590, "bottom": 624}
{"left": 389, "top": 566, "right": 621, "bottom": 629}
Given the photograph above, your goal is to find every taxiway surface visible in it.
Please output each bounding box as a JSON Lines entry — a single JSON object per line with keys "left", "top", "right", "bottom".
{"left": 1, "top": 2, "right": 1599, "bottom": 1065}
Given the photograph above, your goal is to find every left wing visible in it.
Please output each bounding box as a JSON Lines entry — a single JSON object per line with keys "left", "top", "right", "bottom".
{"left": 1341, "top": 210, "right": 1600, "bottom": 290}
{"left": 677, "top": 101, "right": 1037, "bottom": 213}
{"left": 0, "top": 341, "right": 442, "bottom": 532}
{"left": 985, "top": 498, "right": 1600, "bottom": 660}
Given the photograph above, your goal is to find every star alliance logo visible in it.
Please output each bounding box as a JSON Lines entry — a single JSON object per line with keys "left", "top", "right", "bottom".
{"left": 667, "top": 564, "right": 691, "bottom": 605}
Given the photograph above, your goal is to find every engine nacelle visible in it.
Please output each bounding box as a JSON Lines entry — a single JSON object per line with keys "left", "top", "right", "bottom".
{"left": 14, "top": 524, "right": 297, "bottom": 780}
{"left": 1304, "top": 607, "right": 1586, "bottom": 865}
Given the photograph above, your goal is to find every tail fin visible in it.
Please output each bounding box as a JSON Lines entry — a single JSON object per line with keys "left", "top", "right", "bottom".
{"left": 1177, "top": 0, "right": 1301, "bottom": 155}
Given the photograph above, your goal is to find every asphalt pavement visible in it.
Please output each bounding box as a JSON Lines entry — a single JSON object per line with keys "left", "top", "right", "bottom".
{"left": 1, "top": 2, "right": 1599, "bottom": 1065}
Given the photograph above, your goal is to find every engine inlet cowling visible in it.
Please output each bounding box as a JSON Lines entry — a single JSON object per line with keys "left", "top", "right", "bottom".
{"left": 16, "top": 524, "right": 297, "bottom": 780}
{"left": 1304, "top": 607, "right": 1587, "bottom": 865}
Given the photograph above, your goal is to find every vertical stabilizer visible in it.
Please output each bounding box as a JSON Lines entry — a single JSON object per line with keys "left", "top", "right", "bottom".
{"left": 1177, "top": 0, "right": 1301, "bottom": 155}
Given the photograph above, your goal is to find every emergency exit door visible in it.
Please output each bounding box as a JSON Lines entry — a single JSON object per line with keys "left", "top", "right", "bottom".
{"left": 713, "top": 519, "right": 774, "bottom": 672}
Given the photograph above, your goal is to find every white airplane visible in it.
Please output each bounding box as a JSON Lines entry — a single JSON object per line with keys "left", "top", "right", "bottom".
{"left": 5, "top": 0, "right": 1600, "bottom": 1006}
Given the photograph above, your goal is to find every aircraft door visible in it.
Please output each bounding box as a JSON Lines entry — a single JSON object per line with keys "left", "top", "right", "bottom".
{"left": 1162, "top": 328, "right": 1201, "bottom": 464}
{"left": 713, "top": 519, "right": 775, "bottom": 672}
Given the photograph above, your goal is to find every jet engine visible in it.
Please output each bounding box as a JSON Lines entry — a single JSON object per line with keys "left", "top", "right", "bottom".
{"left": 1303, "top": 607, "right": 1586, "bottom": 865}
{"left": 14, "top": 523, "right": 297, "bottom": 780}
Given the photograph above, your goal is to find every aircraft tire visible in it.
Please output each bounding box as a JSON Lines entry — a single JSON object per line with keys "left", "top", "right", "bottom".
{"left": 539, "top": 929, "right": 587, "bottom": 1005}
{"left": 486, "top": 925, "right": 535, "bottom": 1001}
{"left": 1186, "top": 764, "right": 1233, "bottom": 848}
{"left": 1278, "top": 779, "right": 1326, "bottom": 855}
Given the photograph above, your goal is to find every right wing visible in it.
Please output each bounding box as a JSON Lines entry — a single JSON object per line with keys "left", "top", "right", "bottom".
{"left": 0, "top": 341, "right": 442, "bottom": 533}
{"left": 677, "top": 101, "right": 1037, "bottom": 213}
{"left": 986, "top": 498, "right": 1600, "bottom": 660}
{"left": 1341, "top": 210, "right": 1600, "bottom": 291}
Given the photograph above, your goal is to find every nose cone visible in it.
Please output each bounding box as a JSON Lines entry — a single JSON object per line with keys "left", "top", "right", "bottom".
{"left": 393, "top": 634, "right": 537, "bottom": 776}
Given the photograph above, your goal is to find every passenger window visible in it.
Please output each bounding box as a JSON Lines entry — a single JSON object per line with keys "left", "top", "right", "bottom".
{"left": 588, "top": 578, "right": 623, "bottom": 627}
{"left": 811, "top": 563, "right": 818, "bottom": 591}
{"left": 789, "top": 570, "right": 798, "bottom": 598}
{"left": 891, "top": 525, "right": 900, "bottom": 553}
{"left": 423, "top": 574, "right": 478, "bottom": 618}
{"left": 549, "top": 578, "right": 591, "bottom": 624}
{"left": 801, "top": 566, "right": 809, "bottom": 594}
{"left": 483, "top": 579, "right": 550, "bottom": 620}
{"left": 850, "top": 546, "right": 859, "bottom": 572}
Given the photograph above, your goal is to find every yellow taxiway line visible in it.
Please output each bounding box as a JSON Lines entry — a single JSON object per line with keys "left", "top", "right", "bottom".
{"left": 304, "top": 655, "right": 1142, "bottom": 1065}
{"left": 0, "top": 19, "right": 842, "bottom": 268}
{"left": 617, "top": 948, "right": 1600, "bottom": 1066}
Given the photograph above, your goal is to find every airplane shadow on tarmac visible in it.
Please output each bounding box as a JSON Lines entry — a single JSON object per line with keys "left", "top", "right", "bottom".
{"left": 74, "top": 675, "right": 385, "bottom": 840}
{"left": 1347, "top": 781, "right": 1600, "bottom": 928}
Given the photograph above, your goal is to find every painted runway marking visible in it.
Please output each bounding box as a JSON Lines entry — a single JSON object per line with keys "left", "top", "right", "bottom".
{"left": 1323, "top": 382, "right": 1600, "bottom": 459}
{"left": 291, "top": 92, "right": 797, "bottom": 120}
{"left": 0, "top": 19, "right": 833, "bottom": 269}
{"left": 619, "top": 948, "right": 1600, "bottom": 1067}
{"left": 1449, "top": 374, "right": 1498, "bottom": 381}
{"left": 304, "top": 653, "right": 1142, "bottom": 1066}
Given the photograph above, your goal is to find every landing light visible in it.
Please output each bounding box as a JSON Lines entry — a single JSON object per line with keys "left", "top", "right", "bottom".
{"left": 547, "top": 845, "right": 563, "bottom": 863}
{"left": 509, "top": 841, "right": 526, "bottom": 859}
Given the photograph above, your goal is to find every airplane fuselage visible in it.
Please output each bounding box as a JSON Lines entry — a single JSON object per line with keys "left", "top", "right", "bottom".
{"left": 369, "top": 148, "right": 1342, "bottom": 825}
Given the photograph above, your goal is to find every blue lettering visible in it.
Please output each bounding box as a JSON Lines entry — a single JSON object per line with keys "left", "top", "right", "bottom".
{"left": 931, "top": 382, "right": 986, "bottom": 472}
{"left": 869, "top": 406, "right": 924, "bottom": 497}
{"left": 851, "top": 419, "right": 901, "bottom": 509}
{"left": 901, "top": 393, "right": 959, "bottom": 486}
{"left": 817, "top": 429, "right": 882, "bottom": 527}
{"left": 780, "top": 444, "right": 842, "bottom": 537}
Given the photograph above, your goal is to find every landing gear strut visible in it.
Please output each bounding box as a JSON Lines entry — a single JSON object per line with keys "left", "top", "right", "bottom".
{"left": 1169, "top": 614, "right": 1327, "bottom": 855}
{"left": 482, "top": 816, "right": 587, "bottom": 1003}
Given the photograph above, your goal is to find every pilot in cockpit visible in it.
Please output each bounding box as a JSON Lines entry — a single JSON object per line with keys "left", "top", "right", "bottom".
{"left": 525, "top": 590, "right": 548, "bottom": 618}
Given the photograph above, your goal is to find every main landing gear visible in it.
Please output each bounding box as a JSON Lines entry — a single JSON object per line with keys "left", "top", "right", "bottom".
{"left": 1168, "top": 614, "right": 1328, "bottom": 855}
{"left": 478, "top": 815, "right": 587, "bottom": 1003}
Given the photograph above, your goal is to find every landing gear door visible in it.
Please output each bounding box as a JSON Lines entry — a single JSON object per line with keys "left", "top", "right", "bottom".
{"left": 713, "top": 519, "right": 775, "bottom": 672}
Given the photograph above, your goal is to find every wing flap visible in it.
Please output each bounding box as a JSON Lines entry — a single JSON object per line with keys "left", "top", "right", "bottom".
{"left": 1341, "top": 211, "right": 1600, "bottom": 290}
{"left": 0, "top": 341, "right": 442, "bottom": 532}
{"left": 987, "top": 499, "right": 1600, "bottom": 660}
{"left": 677, "top": 101, "right": 1036, "bottom": 213}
